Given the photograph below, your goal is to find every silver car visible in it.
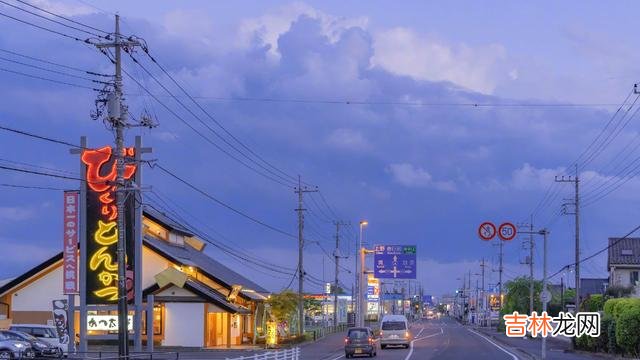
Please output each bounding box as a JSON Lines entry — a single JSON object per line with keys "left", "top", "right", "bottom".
{"left": 0, "top": 332, "right": 34, "bottom": 359}
{"left": 379, "top": 315, "right": 411, "bottom": 349}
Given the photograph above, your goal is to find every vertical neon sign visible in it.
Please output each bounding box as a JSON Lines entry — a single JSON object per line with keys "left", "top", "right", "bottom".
{"left": 82, "top": 146, "right": 137, "bottom": 304}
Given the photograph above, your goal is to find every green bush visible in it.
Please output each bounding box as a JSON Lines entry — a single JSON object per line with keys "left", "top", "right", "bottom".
{"left": 581, "top": 294, "right": 605, "bottom": 312}
{"left": 604, "top": 298, "right": 622, "bottom": 317}
{"left": 616, "top": 306, "right": 640, "bottom": 356}
{"left": 608, "top": 317, "right": 618, "bottom": 354}
{"left": 597, "top": 315, "right": 612, "bottom": 353}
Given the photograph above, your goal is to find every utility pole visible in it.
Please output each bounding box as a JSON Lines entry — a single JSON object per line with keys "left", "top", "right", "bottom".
{"left": 498, "top": 239, "right": 504, "bottom": 310}
{"left": 541, "top": 228, "right": 549, "bottom": 360}
{"left": 480, "top": 258, "right": 486, "bottom": 326}
{"left": 333, "top": 221, "right": 349, "bottom": 327}
{"left": 95, "top": 15, "right": 141, "bottom": 359}
{"left": 294, "top": 177, "right": 317, "bottom": 337}
{"left": 529, "top": 219, "right": 534, "bottom": 316}
{"left": 555, "top": 167, "right": 580, "bottom": 312}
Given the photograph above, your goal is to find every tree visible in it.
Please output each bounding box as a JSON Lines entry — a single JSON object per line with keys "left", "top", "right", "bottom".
{"left": 606, "top": 285, "right": 634, "bottom": 298}
{"left": 266, "top": 290, "right": 299, "bottom": 323}
{"left": 304, "top": 298, "right": 323, "bottom": 319}
{"left": 499, "top": 277, "right": 542, "bottom": 331}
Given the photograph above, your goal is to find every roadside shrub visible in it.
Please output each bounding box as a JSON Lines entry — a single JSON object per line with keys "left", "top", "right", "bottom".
{"left": 615, "top": 306, "right": 640, "bottom": 356}
{"left": 604, "top": 298, "right": 622, "bottom": 317}
{"left": 581, "top": 294, "right": 604, "bottom": 312}
{"left": 576, "top": 335, "right": 596, "bottom": 352}
{"left": 596, "top": 314, "right": 612, "bottom": 353}
{"left": 608, "top": 317, "right": 618, "bottom": 354}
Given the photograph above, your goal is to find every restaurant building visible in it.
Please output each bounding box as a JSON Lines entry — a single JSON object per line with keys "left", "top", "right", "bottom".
{"left": 0, "top": 207, "right": 270, "bottom": 348}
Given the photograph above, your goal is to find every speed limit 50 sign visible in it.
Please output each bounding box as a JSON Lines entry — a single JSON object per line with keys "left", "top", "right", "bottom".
{"left": 498, "top": 222, "right": 517, "bottom": 241}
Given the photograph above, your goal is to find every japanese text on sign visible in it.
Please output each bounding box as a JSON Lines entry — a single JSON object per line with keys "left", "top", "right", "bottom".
{"left": 63, "top": 191, "right": 79, "bottom": 294}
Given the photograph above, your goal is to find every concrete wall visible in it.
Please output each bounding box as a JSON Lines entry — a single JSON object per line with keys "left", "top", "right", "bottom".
{"left": 163, "top": 303, "right": 204, "bottom": 347}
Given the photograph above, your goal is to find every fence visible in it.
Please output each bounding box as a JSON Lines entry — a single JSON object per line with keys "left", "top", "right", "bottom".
{"left": 305, "top": 324, "right": 347, "bottom": 341}
{"left": 224, "top": 347, "right": 300, "bottom": 360}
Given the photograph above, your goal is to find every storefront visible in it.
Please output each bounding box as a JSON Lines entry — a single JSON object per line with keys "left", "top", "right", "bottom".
{"left": 0, "top": 207, "right": 270, "bottom": 348}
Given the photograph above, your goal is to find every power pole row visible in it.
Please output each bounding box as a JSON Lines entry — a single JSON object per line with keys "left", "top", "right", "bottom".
{"left": 294, "top": 177, "right": 318, "bottom": 337}
{"left": 333, "top": 220, "right": 350, "bottom": 327}
{"left": 555, "top": 165, "right": 580, "bottom": 311}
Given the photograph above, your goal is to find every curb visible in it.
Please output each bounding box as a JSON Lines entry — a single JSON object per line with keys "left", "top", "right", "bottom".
{"left": 473, "top": 328, "right": 537, "bottom": 360}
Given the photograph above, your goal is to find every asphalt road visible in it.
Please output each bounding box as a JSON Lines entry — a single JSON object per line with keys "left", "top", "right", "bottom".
{"left": 302, "top": 317, "right": 520, "bottom": 360}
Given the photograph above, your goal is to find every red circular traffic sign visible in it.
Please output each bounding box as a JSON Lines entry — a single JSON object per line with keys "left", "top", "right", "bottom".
{"left": 498, "top": 222, "right": 517, "bottom": 241}
{"left": 478, "top": 222, "right": 497, "bottom": 241}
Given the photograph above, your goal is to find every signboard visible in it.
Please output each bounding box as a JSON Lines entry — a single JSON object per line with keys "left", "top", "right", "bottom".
{"left": 51, "top": 300, "right": 70, "bottom": 345}
{"left": 266, "top": 321, "right": 277, "bottom": 347}
{"left": 374, "top": 245, "right": 416, "bottom": 279}
{"left": 324, "top": 282, "right": 332, "bottom": 295}
{"left": 498, "top": 222, "right": 517, "bottom": 241}
{"left": 87, "top": 314, "right": 133, "bottom": 331}
{"left": 63, "top": 191, "right": 79, "bottom": 294}
{"left": 82, "top": 146, "right": 137, "bottom": 305}
{"left": 337, "top": 299, "right": 348, "bottom": 324}
{"left": 382, "top": 293, "right": 403, "bottom": 301}
{"left": 478, "top": 222, "right": 496, "bottom": 241}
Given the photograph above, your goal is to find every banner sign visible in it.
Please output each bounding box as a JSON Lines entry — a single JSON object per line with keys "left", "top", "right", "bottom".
{"left": 51, "top": 300, "right": 70, "bottom": 345}
{"left": 87, "top": 314, "right": 133, "bottom": 332}
{"left": 82, "top": 146, "right": 137, "bottom": 305}
{"left": 63, "top": 191, "right": 79, "bottom": 294}
{"left": 374, "top": 245, "right": 417, "bottom": 279}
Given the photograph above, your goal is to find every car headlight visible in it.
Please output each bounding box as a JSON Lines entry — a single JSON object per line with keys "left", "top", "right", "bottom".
{"left": 13, "top": 343, "right": 25, "bottom": 348}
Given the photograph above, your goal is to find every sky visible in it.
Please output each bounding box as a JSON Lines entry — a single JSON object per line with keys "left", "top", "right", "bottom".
{"left": 1, "top": 0, "right": 640, "bottom": 297}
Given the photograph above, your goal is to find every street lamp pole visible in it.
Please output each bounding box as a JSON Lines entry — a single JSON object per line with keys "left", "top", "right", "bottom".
{"left": 357, "top": 220, "right": 368, "bottom": 327}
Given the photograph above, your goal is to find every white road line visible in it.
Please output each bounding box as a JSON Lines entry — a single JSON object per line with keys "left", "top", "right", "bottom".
{"left": 404, "top": 328, "right": 443, "bottom": 360}
{"left": 415, "top": 327, "right": 425, "bottom": 338}
{"left": 467, "top": 329, "right": 519, "bottom": 360}
{"left": 328, "top": 355, "right": 344, "bottom": 360}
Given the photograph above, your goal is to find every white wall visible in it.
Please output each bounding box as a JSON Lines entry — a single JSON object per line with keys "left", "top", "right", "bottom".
{"left": 141, "top": 247, "right": 170, "bottom": 289}
{"left": 12, "top": 264, "right": 64, "bottom": 311}
{"left": 163, "top": 303, "right": 204, "bottom": 347}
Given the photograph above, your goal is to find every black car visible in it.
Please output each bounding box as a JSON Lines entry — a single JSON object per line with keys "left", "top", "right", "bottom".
{"left": 0, "top": 331, "right": 61, "bottom": 358}
{"left": 344, "top": 327, "right": 377, "bottom": 358}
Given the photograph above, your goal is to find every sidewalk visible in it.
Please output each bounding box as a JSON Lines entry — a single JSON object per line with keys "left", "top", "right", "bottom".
{"left": 475, "top": 327, "right": 615, "bottom": 360}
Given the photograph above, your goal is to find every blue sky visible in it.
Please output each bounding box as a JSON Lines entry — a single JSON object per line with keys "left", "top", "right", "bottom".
{"left": 1, "top": 0, "right": 639, "bottom": 296}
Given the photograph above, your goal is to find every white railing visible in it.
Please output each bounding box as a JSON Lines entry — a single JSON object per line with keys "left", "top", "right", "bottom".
{"left": 225, "top": 347, "right": 300, "bottom": 360}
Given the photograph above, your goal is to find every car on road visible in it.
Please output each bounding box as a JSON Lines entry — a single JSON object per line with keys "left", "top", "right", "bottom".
{"left": 8, "top": 325, "right": 65, "bottom": 356}
{"left": 379, "top": 314, "right": 410, "bottom": 349}
{"left": 344, "top": 327, "right": 377, "bottom": 358}
{"left": 0, "top": 332, "right": 34, "bottom": 359}
{"left": 0, "top": 331, "right": 62, "bottom": 358}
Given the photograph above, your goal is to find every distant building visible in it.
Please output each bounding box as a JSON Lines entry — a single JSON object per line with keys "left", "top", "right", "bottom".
{"left": 580, "top": 278, "right": 608, "bottom": 299}
{"left": 608, "top": 237, "right": 640, "bottom": 297}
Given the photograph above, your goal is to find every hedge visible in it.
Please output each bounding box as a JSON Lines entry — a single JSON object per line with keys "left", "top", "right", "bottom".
{"left": 616, "top": 306, "right": 640, "bottom": 356}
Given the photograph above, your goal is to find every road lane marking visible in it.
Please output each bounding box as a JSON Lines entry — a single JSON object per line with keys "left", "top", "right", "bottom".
{"left": 328, "top": 355, "right": 344, "bottom": 360}
{"left": 404, "top": 328, "right": 443, "bottom": 360}
{"left": 415, "top": 327, "right": 425, "bottom": 338}
{"left": 467, "top": 328, "right": 519, "bottom": 360}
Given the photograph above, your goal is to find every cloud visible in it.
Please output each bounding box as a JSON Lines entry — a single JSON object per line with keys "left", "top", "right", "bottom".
{"left": 387, "top": 163, "right": 456, "bottom": 192}
{"left": 326, "top": 128, "right": 370, "bottom": 152}
{"left": 510, "top": 163, "right": 566, "bottom": 191}
{"left": 0, "top": 206, "right": 35, "bottom": 221}
{"left": 372, "top": 27, "right": 507, "bottom": 94}
{"left": 28, "top": 0, "right": 96, "bottom": 17}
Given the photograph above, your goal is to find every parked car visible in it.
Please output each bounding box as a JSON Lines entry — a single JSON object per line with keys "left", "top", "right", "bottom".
{"left": 344, "top": 327, "right": 377, "bottom": 358}
{"left": 0, "top": 332, "right": 34, "bottom": 359}
{"left": 379, "top": 314, "right": 410, "bottom": 349}
{"left": 8, "top": 325, "right": 65, "bottom": 356}
{"left": 0, "top": 331, "right": 61, "bottom": 358}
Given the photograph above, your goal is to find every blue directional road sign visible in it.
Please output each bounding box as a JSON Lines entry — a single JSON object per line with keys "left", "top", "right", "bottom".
{"left": 374, "top": 245, "right": 417, "bottom": 279}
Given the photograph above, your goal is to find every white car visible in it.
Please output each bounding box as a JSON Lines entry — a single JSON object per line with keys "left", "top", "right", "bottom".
{"left": 379, "top": 314, "right": 411, "bottom": 349}
{"left": 9, "top": 324, "right": 67, "bottom": 355}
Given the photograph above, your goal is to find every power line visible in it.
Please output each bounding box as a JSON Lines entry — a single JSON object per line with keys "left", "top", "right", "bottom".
{"left": 0, "top": 157, "right": 77, "bottom": 176}
{"left": 12, "top": 0, "right": 110, "bottom": 35}
{"left": 0, "top": 0, "right": 106, "bottom": 38}
{"left": 0, "top": 9, "right": 96, "bottom": 43}
{"left": 120, "top": 64, "right": 294, "bottom": 187}
{"left": 151, "top": 163, "right": 297, "bottom": 239}
{"left": 0, "top": 66, "right": 102, "bottom": 91}
{"left": 0, "top": 47, "right": 112, "bottom": 76}
{"left": 139, "top": 49, "right": 300, "bottom": 185}
{"left": 0, "top": 164, "right": 83, "bottom": 181}
{"left": 0, "top": 55, "right": 110, "bottom": 84}
{"left": 0, "top": 183, "right": 68, "bottom": 190}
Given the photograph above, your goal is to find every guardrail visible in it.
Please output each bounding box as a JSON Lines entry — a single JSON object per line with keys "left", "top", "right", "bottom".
{"left": 225, "top": 347, "right": 299, "bottom": 360}
{"left": 305, "top": 324, "right": 348, "bottom": 341}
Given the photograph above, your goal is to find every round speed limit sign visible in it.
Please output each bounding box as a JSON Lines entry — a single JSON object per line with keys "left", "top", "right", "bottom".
{"left": 498, "top": 222, "right": 517, "bottom": 241}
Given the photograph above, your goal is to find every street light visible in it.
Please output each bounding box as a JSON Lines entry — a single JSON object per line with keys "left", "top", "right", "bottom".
{"left": 356, "top": 220, "right": 368, "bottom": 327}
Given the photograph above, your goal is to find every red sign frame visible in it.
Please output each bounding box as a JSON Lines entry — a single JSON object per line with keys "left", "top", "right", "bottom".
{"left": 498, "top": 222, "right": 517, "bottom": 241}
{"left": 478, "top": 222, "right": 497, "bottom": 241}
{"left": 63, "top": 191, "right": 79, "bottom": 294}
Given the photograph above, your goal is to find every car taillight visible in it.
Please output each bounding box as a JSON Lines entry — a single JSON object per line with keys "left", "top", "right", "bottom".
{"left": 379, "top": 331, "right": 383, "bottom": 336}
{"left": 405, "top": 331, "right": 410, "bottom": 338}
{"left": 344, "top": 337, "right": 350, "bottom": 344}
{"left": 368, "top": 337, "right": 373, "bottom": 344}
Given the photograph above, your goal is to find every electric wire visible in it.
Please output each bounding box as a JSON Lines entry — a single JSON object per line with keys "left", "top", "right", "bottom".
{"left": 0, "top": 183, "right": 68, "bottom": 190}
{"left": 0, "top": 9, "right": 96, "bottom": 43}
{"left": 0, "top": 47, "right": 112, "bottom": 77}
{"left": 0, "top": 55, "right": 110, "bottom": 84}
{"left": 12, "top": 0, "right": 110, "bottom": 35}
{"left": 0, "top": 66, "right": 102, "bottom": 91}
